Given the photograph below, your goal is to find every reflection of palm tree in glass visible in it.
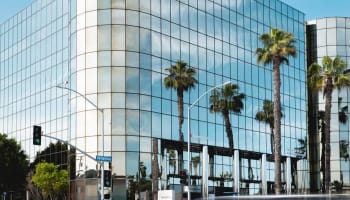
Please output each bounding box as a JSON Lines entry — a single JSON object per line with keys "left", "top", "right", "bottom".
{"left": 339, "top": 140, "right": 349, "bottom": 189}
{"left": 164, "top": 61, "right": 198, "bottom": 142}
{"left": 209, "top": 83, "right": 245, "bottom": 156}
{"left": 192, "top": 156, "right": 200, "bottom": 176}
{"left": 295, "top": 136, "right": 307, "bottom": 192}
{"left": 340, "top": 140, "right": 349, "bottom": 161}
{"left": 295, "top": 137, "right": 307, "bottom": 159}
{"left": 164, "top": 61, "right": 197, "bottom": 173}
{"left": 192, "top": 156, "right": 200, "bottom": 185}
{"left": 139, "top": 162, "right": 147, "bottom": 179}
{"left": 255, "top": 99, "right": 283, "bottom": 153}
{"left": 168, "top": 149, "right": 176, "bottom": 174}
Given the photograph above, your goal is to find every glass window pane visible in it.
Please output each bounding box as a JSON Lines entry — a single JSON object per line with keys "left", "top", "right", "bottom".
{"left": 126, "top": 110, "right": 139, "bottom": 136}
{"left": 112, "top": 67, "right": 125, "bottom": 92}
{"left": 112, "top": 25, "right": 125, "bottom": 50}
{"left": 98, "top": 10, "right": 111, "bottom": 25}
{"left": 86, "top": 26, "right": 97, "bottom": 52}
{"left": 98, "top": 67, "right": 111, "bottom": 92}
{"left": 126, "top": 26, "right": 139, "bottom": 51}
{"left": 126, "top": 68, "right": 139, "bottom": 92}
{"left": 98, "top": 25, "right": 111, "bottom": 50}
{"left": 126, "top": 10, "right": 139, "bottom": 26}
{"left": 112, "top": 109, "right": 125, "bottom": 135}
{"left": 112, "top": 9, "right": 125, "bottom": 24}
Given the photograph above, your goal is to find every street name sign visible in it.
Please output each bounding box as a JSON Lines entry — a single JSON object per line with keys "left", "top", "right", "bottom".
{"left": 96, "top": 155, "right": 112, "bottom": 162}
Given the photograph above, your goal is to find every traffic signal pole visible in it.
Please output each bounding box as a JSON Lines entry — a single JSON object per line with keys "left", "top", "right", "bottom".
{"left": 41, "top": 133, "right": 99, "bottom": 164}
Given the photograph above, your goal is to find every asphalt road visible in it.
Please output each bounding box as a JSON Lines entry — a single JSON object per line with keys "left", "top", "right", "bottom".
{"left": 196, "top": 194, "right": 350, "bottom": 200}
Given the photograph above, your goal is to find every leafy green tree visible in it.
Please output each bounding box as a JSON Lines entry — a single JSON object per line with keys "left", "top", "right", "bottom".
{"left": 28, "top": 142, "right": 75, "bottom": 199}
{"left": 209, "top": 83, "right": 245, "bottom": 156}
{"left": 30, "top": 141, "right": 76, "bottom": 179}
{"left": 308, "top": 56, "right": 350, "bottom": 192}
{"left": 32, "top": 161, "right": 69, "bottom": 200}
{"left": 255, "top": 28, "right": 297, "bottom": 194}
{"left": 255, "top": 99, "right": 283, "bottom": 153}
{"left": 164, "top": 60, "right": 198, "bottom": 142}
{"left": 0, "top": 134, "right": 29, "bottom": 197}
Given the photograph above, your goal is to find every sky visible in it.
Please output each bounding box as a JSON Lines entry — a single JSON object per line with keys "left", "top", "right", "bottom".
{"left": 0, "top": 0, "right": 33, "bottom": 24}
{"left": 281, "top": 0, "right": 350, "bottom": 20}
{"left": 0, "top": 0, "right": 349, "bottom": 23}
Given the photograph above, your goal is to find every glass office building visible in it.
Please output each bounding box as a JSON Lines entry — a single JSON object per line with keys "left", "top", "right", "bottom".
{"left": 307, "top": 17, "right": 350, "bottom": 193}
{"left": 0, "top": 0, "right": 307, "bottom": 199}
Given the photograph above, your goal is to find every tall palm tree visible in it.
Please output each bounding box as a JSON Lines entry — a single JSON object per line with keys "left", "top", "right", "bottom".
{"left": 164, "top": 60, "right": 198, "bottom": 142}
{"left": 307, "top": 56, "right": 350, "bottom": 193}
{"left": 318, "top": 110, "right": 326, "bottom": 192}
{"left": 255, "top": 28, "right": 297, "bottom": 194}
{"left": 209, "top": 83, "right": 245, "bottom": 156}
{"left": 255, "top": 99, "right": 282, "bottom": 153}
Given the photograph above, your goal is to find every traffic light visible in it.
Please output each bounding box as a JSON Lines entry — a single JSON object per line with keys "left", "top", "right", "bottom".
{"left": 179, "top": 170, "right": 187, "bottom": 185}
{"left": 104, "top": 170, "right": 112, "bottom": 187}
{"left": 33, "top": 125, "right": 42, "bottom": 145}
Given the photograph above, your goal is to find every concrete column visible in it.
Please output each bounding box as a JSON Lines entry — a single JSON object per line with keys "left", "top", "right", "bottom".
{"left": 234, "top": 150, "right": 240, "bottom": 193}
{"left": 261, "top": 154, "right": 267, "bottom": 195}
{"left": 286, "top": 157, "right": 292, "bottom": 194}
{"left": 202, "top": 146, "right": 209, "bottom": 198}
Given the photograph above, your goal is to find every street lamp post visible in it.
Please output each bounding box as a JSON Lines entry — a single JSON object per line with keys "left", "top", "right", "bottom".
{"left": 186, "top": 81, "right": 230, "bottom": 200}
{"left": 56, "top": 85, "right": 105, "bottom": 200}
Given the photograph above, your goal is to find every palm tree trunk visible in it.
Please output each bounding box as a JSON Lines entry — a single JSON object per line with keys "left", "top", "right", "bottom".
{"left": 324, "top": 78, "right": 332, "bottom": 193}
{"left": 177, "top": 89, "right": 184, "bottom": 141}
{"left": 273, "top": 56, "right": 282, "bottom": 194}
{"left": 152, "top": 138, "right": 159, "bottom": 200}
{"left": 177, "top": 89, "right": 184, "bottom": 171}
{"left": 320, "top": 118, "right": 325, "bottom": 192}
{"left": 222, "top": 109, "right": 234, "bottom": 155}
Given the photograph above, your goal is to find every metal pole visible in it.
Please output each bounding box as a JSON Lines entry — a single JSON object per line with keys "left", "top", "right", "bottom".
{"left": 186, "top": 81, "right": 231, "bottom": 200}
{"left": 187, "top": 106, "right": 191, "bottom": 200}
{"left": 56, "top": 85, "right": 105, "bottom": 200}
{"left": 101, "top": 110, "right": 105, "bottom": 200}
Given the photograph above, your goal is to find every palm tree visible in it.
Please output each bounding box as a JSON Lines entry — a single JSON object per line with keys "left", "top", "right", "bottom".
{"left": 209, "top": 83, "right": 245, "bottom": 156}
{"left": 307, "top": 56, "right": 350, "bottom": 193}
{"left": 255, "top": 28, "right": 297, "bottom": 194}
{"left": 318, "top": 110, "right": 326, "bottom": 192}
{"left": 255, "top": 99, "right": 282, "bottom": 153}
{"left": 164, "top": 60, "right": 198, "bottom": 142}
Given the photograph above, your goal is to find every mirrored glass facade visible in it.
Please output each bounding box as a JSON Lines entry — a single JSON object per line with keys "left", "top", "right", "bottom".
{"left": 307, "top": 17, "right": 350, "bottom": 192}
{"left": 0, "top": 0, "right": 307, "bottom": 199}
